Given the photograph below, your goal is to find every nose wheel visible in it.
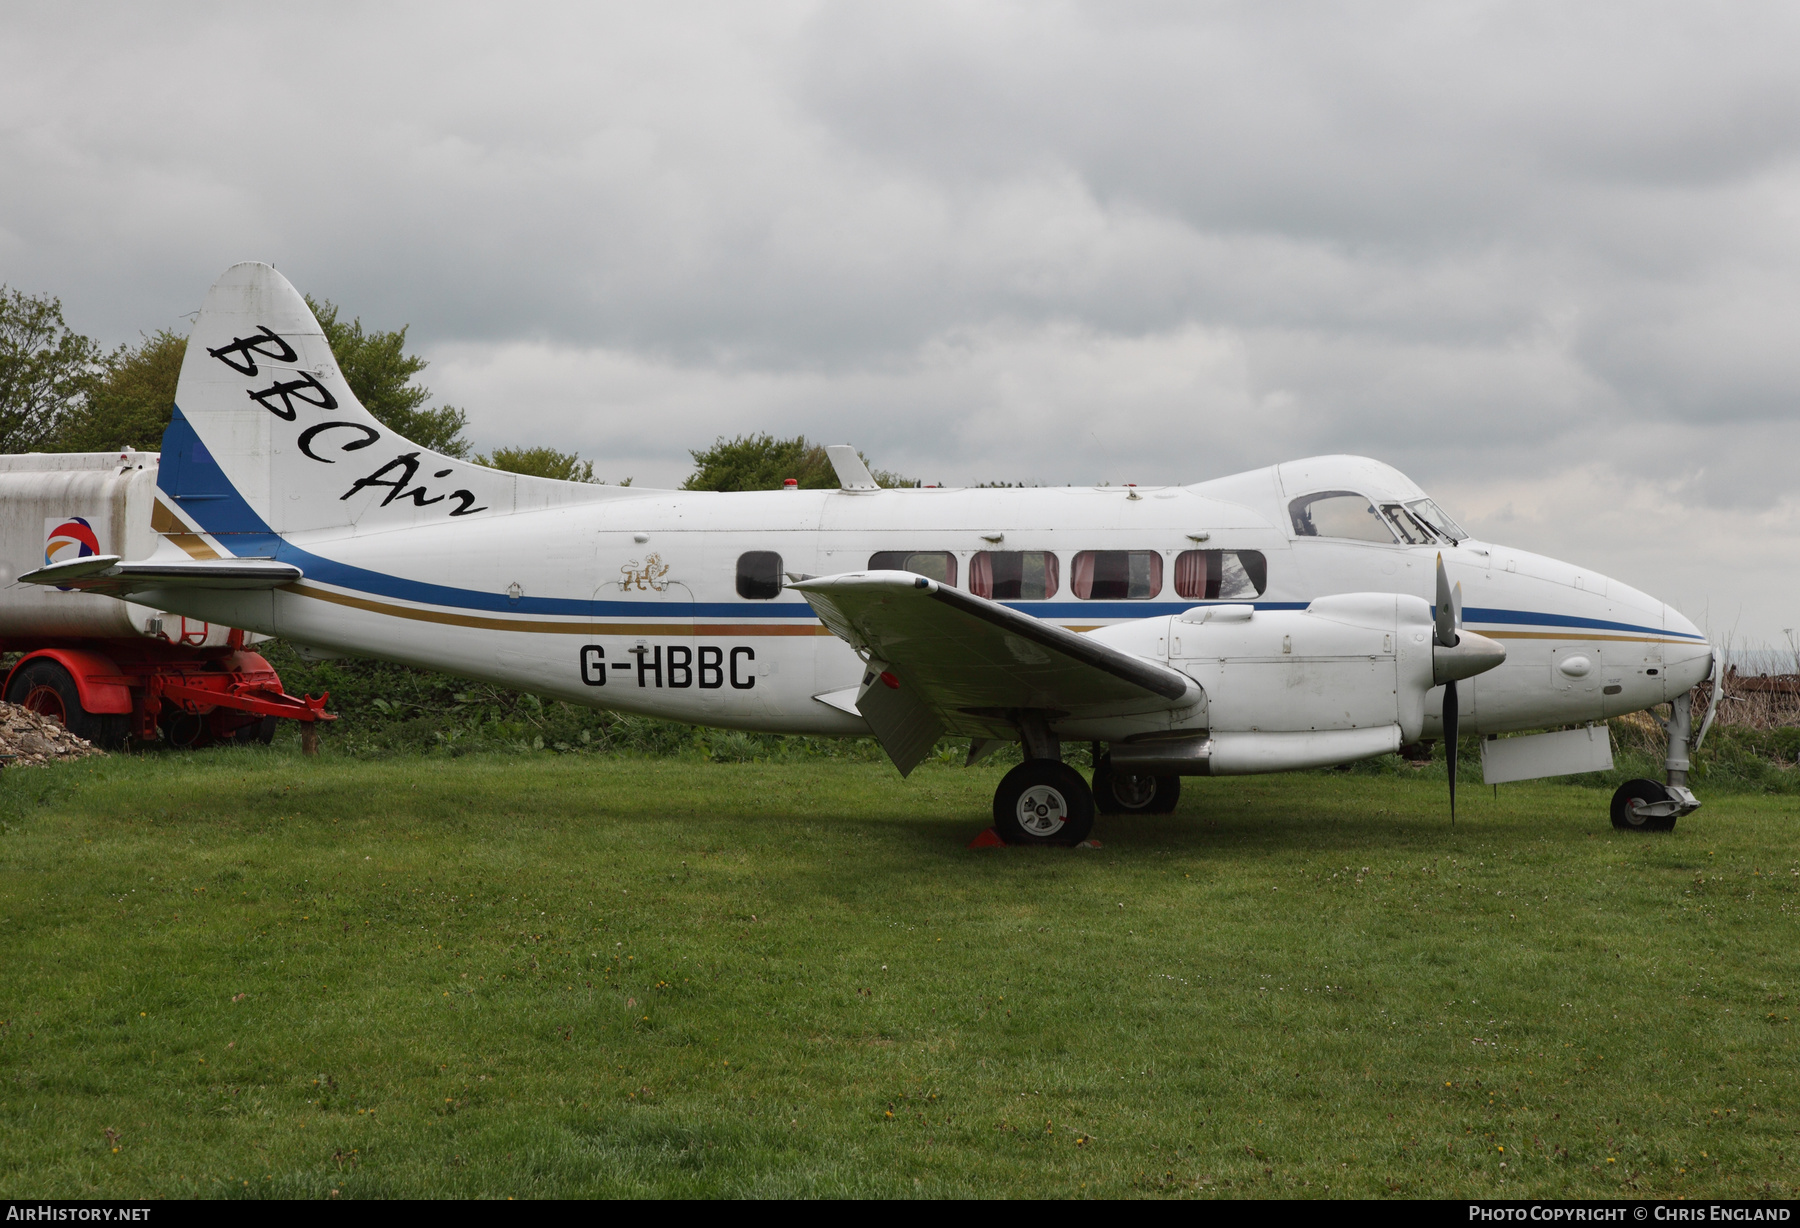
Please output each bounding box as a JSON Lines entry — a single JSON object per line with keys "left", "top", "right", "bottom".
{"left": 1610, "top": 778, "right": 1698, "bottom": 832}
{"left": 993, "top": 760, "right": 1095, "bottom": 846}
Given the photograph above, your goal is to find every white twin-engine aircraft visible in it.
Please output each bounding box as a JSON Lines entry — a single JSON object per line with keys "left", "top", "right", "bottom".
{"left": 28, "top": 263, "right": 1721, "bottom": 845}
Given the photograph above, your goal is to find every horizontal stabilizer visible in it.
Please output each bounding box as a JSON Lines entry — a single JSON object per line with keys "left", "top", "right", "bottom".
{"left": 20, "top": 555, "right": 302, "bottom": 596}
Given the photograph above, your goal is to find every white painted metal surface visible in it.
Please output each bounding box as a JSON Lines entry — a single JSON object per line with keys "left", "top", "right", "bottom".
{"left": 1480, "top": 725, "right": 1615, "bottom": 785}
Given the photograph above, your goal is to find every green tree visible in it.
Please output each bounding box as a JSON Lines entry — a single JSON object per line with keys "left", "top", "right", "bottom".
{"left": 682, "top": 433, "right": 914, "bottom": 492}
{"left": 55, "top": 328, "right": 186, "bottom": 452}
{"left": 476, "top": 445, "right": 602, "bottom": 483}
{"left": 305, "top": 295, "right": 472, "bottom": 458}
{"left": 0, "top": 287, "right": 107, "bottom": 452}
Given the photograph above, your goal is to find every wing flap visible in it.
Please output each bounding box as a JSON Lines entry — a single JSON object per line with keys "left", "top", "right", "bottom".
{"left": 854, "top": 664, "right": 945, "bottom": 777}
{"left": 793, "top": 570, "right": 1197, "bottom": 753}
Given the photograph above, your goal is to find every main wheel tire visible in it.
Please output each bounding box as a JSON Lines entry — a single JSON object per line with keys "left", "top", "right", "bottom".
{"left": 4, "top": 659, "right": 129, "bottom": 747}
{"left": 1092, "top": 754, "right": 1181, "bottom": 815}
{"left": 1611, "top": 778, "right": 1678, "bottom": 832}
{"left": 993, "top": 760, "right": 1095, "bottom": 846}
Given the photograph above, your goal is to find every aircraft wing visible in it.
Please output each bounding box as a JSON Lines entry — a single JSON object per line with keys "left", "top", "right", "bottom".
{"left": 791, "top": 570, "right": 1197, "bottom": 774}
{"left": 19, "top": 554, "right": 302, "bottom": 596}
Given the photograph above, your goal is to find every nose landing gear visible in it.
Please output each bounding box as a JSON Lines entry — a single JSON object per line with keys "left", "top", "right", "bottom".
{"left": 1612, "top": 684, "right": 1713, "bottom": 832}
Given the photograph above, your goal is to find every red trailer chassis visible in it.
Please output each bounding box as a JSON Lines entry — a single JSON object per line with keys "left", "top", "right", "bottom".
{"left": 0, "top": 633, "right": 332, "bottom": 749}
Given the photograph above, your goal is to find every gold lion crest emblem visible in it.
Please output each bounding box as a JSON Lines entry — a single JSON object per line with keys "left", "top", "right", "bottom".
{"left": 620, "top": 552, "right": 672, "bottom": 592}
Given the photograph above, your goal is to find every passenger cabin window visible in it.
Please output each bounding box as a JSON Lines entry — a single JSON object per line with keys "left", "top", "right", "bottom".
{"left": 736, "top": 551, "right": 783, "bottom": 600}
{"left": 1288, "top": 491, "right": 1398, "bottom": 543}
{"left": 1173, "top": 550, "right": 1267, "bottom": 600}
{"left": 868, "top": 550, "right": 957, "bottom": 586}
{"left": 970, "top": 551, "right": 1059, "bottom": 600}
{"left": 1072, "top": 551, "right": 1162, "bottom": 600}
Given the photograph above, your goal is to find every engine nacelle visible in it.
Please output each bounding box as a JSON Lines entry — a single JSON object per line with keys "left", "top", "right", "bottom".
{"left": 1084, "top": 593, "right": 1504, "bottom": 773}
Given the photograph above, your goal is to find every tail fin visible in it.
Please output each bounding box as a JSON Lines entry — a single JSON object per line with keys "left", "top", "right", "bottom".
{"left": 162, "top": 262, "right": 603, "bottom": 551}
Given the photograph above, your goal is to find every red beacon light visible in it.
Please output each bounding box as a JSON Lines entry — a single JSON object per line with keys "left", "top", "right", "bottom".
{"left": 783, "top": 478, "right": 799, "bottom": 490}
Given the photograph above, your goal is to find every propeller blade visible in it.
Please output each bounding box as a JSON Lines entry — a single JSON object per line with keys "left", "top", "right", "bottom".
{"left": 1435, "top": 553, "right": 1457, "bottom": 647}
{"left": 1453, "top": 579, "right": 1463, "bottom": 633}
{"left": 1445, "top": 678, "right": 1459, "bottom": 825}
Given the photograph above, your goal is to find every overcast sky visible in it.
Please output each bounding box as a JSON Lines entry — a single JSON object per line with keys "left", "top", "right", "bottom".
{"left": 4, "top": 3, "right": 1798, "bottom": 643}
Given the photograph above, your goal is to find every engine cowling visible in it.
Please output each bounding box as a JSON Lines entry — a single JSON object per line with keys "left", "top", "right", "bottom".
{"left": 1084, "top": 593, "right": 1504, "bottom": 774}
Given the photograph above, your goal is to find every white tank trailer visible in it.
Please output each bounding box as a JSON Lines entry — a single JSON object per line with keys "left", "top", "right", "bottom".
{"left": 0, "top": 450, "right": 330, "bottom": 747}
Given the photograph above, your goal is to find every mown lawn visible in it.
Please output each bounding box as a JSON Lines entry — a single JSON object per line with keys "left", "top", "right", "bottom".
{"left": 0, "top": 749, "right": 1796, "bottom": 1199}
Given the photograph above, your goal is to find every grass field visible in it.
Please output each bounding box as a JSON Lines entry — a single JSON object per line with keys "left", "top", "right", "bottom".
{"left": 1, "top": 749, "right": 1797, "bottom": 1199}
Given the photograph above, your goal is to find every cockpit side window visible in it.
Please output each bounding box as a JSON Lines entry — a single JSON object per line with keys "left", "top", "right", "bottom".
{"left": 1405, "top": 498, "right": 1467, "bottom": 543}
{"left": 1287, "top": 491, "right": 1398, "bottom": 544}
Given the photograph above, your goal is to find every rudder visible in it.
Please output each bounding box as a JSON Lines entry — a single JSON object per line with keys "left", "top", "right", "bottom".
{"left": 163, "top": 262, "right": 531, "bottom": 548}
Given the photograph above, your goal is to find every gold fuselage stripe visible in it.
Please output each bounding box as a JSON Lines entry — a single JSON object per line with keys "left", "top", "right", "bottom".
{"left": 1478, "top": 630, "right": 1699, "bottom": 646}
{"left": 283, "top": 583, "right": 834, "bottom": 635}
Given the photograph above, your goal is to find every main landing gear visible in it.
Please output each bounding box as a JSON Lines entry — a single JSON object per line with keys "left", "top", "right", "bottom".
{"left": 988, "top": 713, "right": 1095, "bottom": 847}
{"left": 987, "top": 719, "right": 1187, "bottom": 844}
{"left": 990, "top": 751, "right": 1182, "bottom": 844}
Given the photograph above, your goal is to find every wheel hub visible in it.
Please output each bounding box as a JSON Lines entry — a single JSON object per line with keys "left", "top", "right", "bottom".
{"left": 1015, "top": 784, "right": 1068, "bottom": 836}
{"left": 1111, "top": 772, "right": 1158, "bottom": 809}
{"left": 21, "top": 683, "right": 67, "bottom": 727}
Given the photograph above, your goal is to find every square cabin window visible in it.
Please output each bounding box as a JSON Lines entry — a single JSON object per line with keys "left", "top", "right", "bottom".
{"left": 736, "top": 551, "right": 783, "bottom": 600}
{"left": 970, "top": 551, "right": 1059, "bottom": 600}
{"left": 1072, "top": 550, "right": 1162, "bottom": 600}
{"left": 868, "top": 550, "right": 957, "bottom": 586}
{"left": 1173, "top": 550, "right": 1268, "bottom": 601}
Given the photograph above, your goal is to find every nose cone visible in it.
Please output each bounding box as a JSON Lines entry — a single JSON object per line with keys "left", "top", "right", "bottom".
{"left": 1662, "top": 603, "right": 1713, "bottom": 693}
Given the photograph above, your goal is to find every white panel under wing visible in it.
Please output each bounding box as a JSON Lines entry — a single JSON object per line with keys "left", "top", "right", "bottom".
{"left": 1481, "top": 725, "right": 1613, "bottom": 785}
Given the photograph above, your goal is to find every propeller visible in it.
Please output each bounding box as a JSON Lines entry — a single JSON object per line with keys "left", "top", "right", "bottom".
{"left": 1435, "top": 554, "right": 1461, "bottom": 823}
{"left": 1430, "top": 555, "right": 1507, "bottom": 824}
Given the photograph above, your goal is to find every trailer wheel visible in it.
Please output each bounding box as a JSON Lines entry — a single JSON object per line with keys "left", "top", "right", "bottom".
{"left": 233, "top": 716, "right": 277, "bottom": 745}
{"left": 161, "top": 710, "right": 215, "bottom": 750}
{"left": 5, "top": 659, "right": 129, "bottom": 748}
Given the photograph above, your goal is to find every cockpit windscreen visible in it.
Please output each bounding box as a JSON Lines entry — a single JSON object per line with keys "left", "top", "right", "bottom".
{"left": 1405, "top": 498, "right": 1467, "bottom": 543}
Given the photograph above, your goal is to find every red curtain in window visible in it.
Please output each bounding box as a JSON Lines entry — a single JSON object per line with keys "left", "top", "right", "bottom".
{"left": 1042, "top": 552, "right": 1060, "bottom": 599}
{"left": 1072, "top": 551, "right": 1096, "bottom": 599}
{"left": 970, "top": 552, "right": 993, "bottom": 598}
{"left": 1174, "top": 550, "right": 1218, "bottom": 600}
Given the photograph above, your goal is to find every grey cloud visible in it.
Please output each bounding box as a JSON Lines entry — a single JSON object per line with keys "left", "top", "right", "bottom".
{"left": 2, "top": 2, "right": 1799, "bottom": 631}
